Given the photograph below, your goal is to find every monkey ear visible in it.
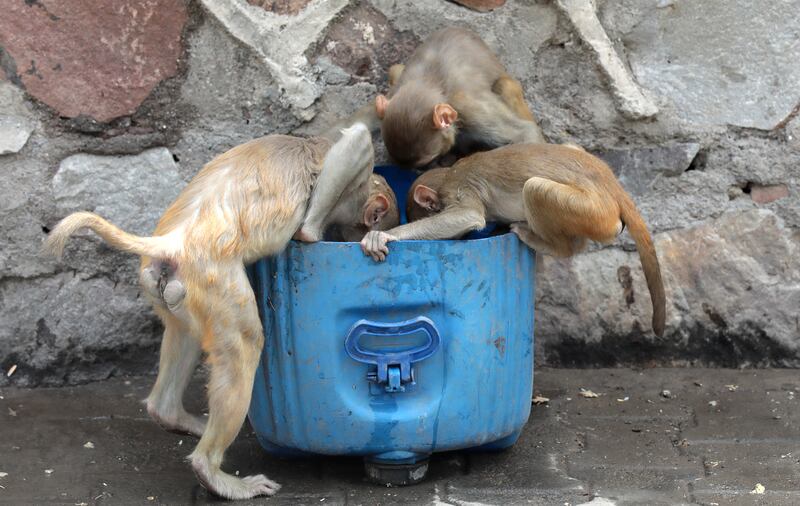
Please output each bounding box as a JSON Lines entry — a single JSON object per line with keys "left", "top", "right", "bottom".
{"left": 363, "top": 193, "right": 390, "bottom": 227}
{"left": 433, "top": 104, "right": 458, "bottom": 129}
{"left": 375, "top": 95, "right": 389, "bottom": 119}
{"left": 413, "top": 184, "right": 440, "bottom": 211}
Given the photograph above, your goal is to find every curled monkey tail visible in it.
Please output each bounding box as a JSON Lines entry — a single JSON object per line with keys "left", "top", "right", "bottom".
{"left": 619, "top": 196, "right": 666, "bottom": 337}
{"left": 43, "top": 211, "right": 179, "bottom": 261}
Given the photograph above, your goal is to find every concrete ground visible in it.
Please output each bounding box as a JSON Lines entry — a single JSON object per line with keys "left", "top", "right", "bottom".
{"left": 1, "top": 368, "right": 798, "bottom": 505}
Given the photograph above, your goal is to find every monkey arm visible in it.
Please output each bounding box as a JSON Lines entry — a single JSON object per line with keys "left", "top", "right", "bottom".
{"left": 295, "top": 123, "right": 374, "bottom": 242}
{"left": 319, "top": 103, "right": 380, "bottom": 143}
{"left": 360, "top": 206, "right": 486, "bottom": 262}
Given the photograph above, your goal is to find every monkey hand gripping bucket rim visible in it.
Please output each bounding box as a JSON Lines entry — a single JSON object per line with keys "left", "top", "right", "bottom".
{"left": 247, "top": 166, "right": 536, "bottom": 486}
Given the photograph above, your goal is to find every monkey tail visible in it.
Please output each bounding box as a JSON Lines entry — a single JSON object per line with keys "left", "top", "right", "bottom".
{"left": 619, "top": 197, "right": 666, "bottom": 337}
{"left": 43, "top": 211, "right": 179, "bottom": 261}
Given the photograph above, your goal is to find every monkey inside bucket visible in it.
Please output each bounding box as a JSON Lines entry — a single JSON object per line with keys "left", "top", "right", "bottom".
{"left": 43, "top": 123, "right": 399, "bottom": 500}
{"left": 361, "top": 142, "right": 667, "bottom": 337}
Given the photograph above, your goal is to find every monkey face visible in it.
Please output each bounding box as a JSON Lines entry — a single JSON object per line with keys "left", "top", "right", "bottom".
{"left": 378, "top": 87, "right": 458, "bottom": 168}
{"left": 383, "top": 123, "right": 452, "bottom": 168}
{"left": 328, "top": 175, "right": 400, "bottom": 242}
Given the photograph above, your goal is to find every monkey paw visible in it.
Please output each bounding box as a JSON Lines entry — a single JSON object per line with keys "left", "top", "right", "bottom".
{"left": 360, "top": 231, "right": 394, "bottom": 262}
{"left": 191, "top": 456, "right": 281, "bottom": 499}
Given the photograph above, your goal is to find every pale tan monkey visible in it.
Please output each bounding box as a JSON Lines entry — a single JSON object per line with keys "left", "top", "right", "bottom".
{"left": 375, "top": 27, "right": 545, "bottom": 168}
{"left": 43, "top": 124, "right": 399, "bottom": 499}
{"left": 361, "top": 143, "right": 666, "bottom": 337}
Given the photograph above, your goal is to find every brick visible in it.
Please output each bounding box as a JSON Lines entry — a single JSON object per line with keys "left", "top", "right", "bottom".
{"left": 750, "top": 184, "right": 790, "bottom": 204}
{"left": 0, "top": 0, "right": 186, "bottom": 122}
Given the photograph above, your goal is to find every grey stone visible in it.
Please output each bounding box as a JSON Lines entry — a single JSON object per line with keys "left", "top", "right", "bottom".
{"left": 0, "top": 80, "right": 31, "bottom": 117}
{"left": 556, "top": 0, "right": 659, "bottom": 120}
{"left": 169, "top": 14, "right": 303, "bottom": 181}
{"left": 621, "top": 0, "right": 800, "bottom": 130}
{"left": 371, "top": 0, "right": 557, "bottom": 81}
{"left": 593, "top": 142, "right": 701, "bottom": 196}
{"left": 0, "top": 82, "right": 36, "bottom": 158}
{"left": 538, "top": 209, "right": 800, "bottom": 367}
{"left": 53, "top": 148, "right": 185, "bottom": 236}
{"left": 0, "top": 115, "right": 34, "bottom": 155}
{"left": 0, "top": 274, "right": 159, "bottom": 387}
{"left": 786, "top": 113, "right": 800, "bottom": 151}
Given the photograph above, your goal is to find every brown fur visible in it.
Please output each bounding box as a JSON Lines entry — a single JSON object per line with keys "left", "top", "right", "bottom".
{"left": 362, "top": 143, "right": 666, "bottom": 337}
{"left": 376, "top": 27, "right": 545, "bottom": 167}
{"left": 43, "top": 126, "right": 395, "bottom": 499}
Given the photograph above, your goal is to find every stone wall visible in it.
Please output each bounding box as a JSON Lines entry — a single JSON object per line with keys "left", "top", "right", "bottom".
{"left": 0, "top": 0, "right": 797, "bottom": 386}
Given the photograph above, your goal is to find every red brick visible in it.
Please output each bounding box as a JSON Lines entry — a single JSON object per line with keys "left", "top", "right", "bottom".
{"left": 0, "top": 0, "right": 187, "bottom": 122}
{"left": 750, "top": 184, "right": 789, "bottom": 204}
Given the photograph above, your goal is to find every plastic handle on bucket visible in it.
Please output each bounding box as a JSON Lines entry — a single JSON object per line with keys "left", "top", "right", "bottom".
{"left": 344, "top": 316, "right": 440, "bottom": 391}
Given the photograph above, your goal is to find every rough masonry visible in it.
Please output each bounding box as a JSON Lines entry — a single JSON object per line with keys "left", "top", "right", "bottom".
{"left": 0, "top": 0, "right": 798, "bottom": 385}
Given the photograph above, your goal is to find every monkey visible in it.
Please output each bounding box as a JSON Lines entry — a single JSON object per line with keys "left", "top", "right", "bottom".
{"left": 294, "top": 29, "right": 542, "bottom": 229}
{"left": 375, "top": 27, "right": 545, "bottom": 168}
{"left": 43, "top": 124, "right": 399, "bottom": 500}
{"left": 324, "top": 174, "right": 400, "bottom": 242}
{"left": 360, "top": 143, "right": 666, "bottom": 337}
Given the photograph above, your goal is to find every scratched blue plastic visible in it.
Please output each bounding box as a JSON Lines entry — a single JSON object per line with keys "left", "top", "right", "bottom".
{"left": 246, "top": 166, "right": 536, "bottom": 461}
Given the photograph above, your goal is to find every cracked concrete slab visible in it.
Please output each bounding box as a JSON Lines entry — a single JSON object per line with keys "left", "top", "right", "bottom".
{"left": 621, "top": 0, "right": 800, "bottom": 130}
{"left": 4, "top": 368, "right": 800, "bottom": 504}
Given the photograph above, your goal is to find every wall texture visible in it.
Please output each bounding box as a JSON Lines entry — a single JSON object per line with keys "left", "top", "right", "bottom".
{"left": 0, "top": 0, "right": 797, "bottom": 386}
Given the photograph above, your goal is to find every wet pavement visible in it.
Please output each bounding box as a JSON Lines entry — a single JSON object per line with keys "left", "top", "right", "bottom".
{"left": 1, "top": 368, "right": 799, "bottom": 505}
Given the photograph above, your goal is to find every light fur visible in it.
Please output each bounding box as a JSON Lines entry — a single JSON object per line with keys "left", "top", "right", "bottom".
{"left": 43, "top": 129, "right": 397, "bottom": 499}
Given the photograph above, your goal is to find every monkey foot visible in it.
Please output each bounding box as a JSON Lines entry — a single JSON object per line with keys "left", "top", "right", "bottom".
{"left": 191, "top": 456, "right": 281, "bottom": 499}
{"left": 146, "top": 403, "right": 206, "bottom": 438}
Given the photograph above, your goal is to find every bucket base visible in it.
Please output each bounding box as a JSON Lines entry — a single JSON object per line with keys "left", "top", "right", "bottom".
{"left": 364, "top": 452, "right": 429, "bottom": 486}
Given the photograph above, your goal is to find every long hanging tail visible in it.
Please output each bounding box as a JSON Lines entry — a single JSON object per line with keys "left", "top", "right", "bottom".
{"left": 43, "top": 211, "right": 178, "bottom": 260}
{"left": 619, "top": 197, "right": 666, "bottom": 337}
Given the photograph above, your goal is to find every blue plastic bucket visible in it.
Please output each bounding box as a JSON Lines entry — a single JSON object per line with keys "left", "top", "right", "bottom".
{"left": 246, "top": 166, "right": 536, "bottom": 484}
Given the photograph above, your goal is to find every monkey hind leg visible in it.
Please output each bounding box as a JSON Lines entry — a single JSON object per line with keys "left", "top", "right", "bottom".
{"left": 189, "top": 267, "right": 280, "bottom": 499}
{"left": 510, "top": 221, "right": 587, "bottom": 257}
{"left": 146, "top": 313, "right": 207, "bottom": 438}
{"left": 492, "top": 75, "right": 534, "bottom": 121}
{"left": 522, "top": 177, "right": 619, "bottom": 257}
